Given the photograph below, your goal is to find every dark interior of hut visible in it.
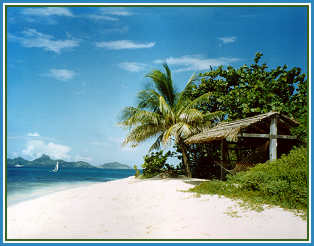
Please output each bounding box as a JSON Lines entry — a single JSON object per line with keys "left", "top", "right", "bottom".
{"left": 189, "top": 118, "right": 297, "bottom": 180}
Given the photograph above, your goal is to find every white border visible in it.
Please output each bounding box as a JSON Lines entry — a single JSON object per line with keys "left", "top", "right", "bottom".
{"left": 2, "top": 2, "right": 311, "bottom": 244}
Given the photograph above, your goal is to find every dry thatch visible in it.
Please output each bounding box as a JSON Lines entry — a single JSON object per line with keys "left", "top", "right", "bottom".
{"left": 185, "top": 112, "right": 298, "bottom": 144}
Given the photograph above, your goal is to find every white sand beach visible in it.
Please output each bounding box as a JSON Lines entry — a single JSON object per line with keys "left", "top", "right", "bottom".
{"left": 7, "top": 176, "right": 307, "bottom": 240}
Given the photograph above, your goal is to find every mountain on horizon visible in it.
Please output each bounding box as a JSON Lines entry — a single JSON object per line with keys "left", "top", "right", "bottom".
{"left": 7, "top": 155, "right": 132, "bottom": 169}
{"left": 7, "top": 155, "right": 96, "bottom": 169}
{"left": 99, "top": 162, "right": 131, "bottom": 169}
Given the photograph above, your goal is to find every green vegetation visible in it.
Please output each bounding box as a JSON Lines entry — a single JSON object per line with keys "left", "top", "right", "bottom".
{"left": 189, "top": 52, "right": 307, "bottom": 142}
{"left": 190, "top": 147, "right": 307, "bottom": 215}
{"left": 141, "top": 151, "right": 181, "bottom": 178}
{"left": 99, "top": 162, "right": 130, "bottom": 169}
{"left": 121, "top": 53, "right": 307, "bottom": 179}
{"left": 133, "top": 165, "right": 141, "bottom": 177}
{"left": 183, "top": 52, "right": 307, "bottom": 178}
{"left": 120, "top": 52, "right": 308, "bottom": 214}
{"left": 120, "top": 64, "right": 221, "bottom": 177}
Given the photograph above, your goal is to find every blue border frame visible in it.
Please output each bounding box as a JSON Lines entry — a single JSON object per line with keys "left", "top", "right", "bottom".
{"left": 0, "top": 1, "right": 312, "bottom": 245}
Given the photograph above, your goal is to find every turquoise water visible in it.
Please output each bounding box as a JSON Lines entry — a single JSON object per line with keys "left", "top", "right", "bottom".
{"left": 7, "top": 167, "right": 135, "bottom": 206}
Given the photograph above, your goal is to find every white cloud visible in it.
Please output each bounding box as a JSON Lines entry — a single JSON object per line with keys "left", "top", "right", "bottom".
{"left": 22, "top": 7, "right": 74, "bottom": 17}
{"left": 84, "top": 8, "right": 133, "bottom": 22}
{"left": 218, "top": 36, "right": 237, "bottom": 44}
{"left": 100, "top": 7, "right": 134, "bottom": 16}
{"left": 48, "top": 69, "right": 76, "bottom": 81}
{"left": 86, "top": 14, "right": 119, "bottom": 22}
{"left": 22, "top": 140, "right": 71, "bottom": 160}
{"left": 103, "top": 26, "right": 129, "bottom": 34}
{"left": 96, "top": 40, "right": 155, "bottom": 50}
{"left": 119, "top": 62, "right": 147, "bottom": 72}
{"left": 9, "top": 29, "right": 79, "bottom": 54}
{"left": 27, "top": 132, "right": 40, "bottom": 137}
{"left": 154, "top": 55, "right": 240, "bottom": 72}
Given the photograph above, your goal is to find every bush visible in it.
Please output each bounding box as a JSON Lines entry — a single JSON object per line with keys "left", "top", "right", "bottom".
{"left": 141, "top": 151, "right": 175, "bottom": 178}
{"left": 190, "top": 147, "right": 308, "bottom": 212}
{"left": 133, "top": 165, "right": 141, "bottom": 178}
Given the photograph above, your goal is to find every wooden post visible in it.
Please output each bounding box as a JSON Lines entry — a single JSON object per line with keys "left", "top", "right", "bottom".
{"left": 269, "top": 115, "right": 278, "bottom": 161}
{"left": 220, "top": 140, "right": 226, "bottom": 179}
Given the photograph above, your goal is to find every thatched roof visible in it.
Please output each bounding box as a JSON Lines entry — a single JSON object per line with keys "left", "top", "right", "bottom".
{"left": 185, "top": 112, "right": 298, "bottom": 144}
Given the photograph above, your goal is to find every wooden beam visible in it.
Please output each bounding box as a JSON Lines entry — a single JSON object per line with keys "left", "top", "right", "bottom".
{"left": 220, "top": 140, "right": 224, "bottom": 180}
{"left": 220, "top": 140, "right": 227, "bottom": 180}
{"left": 238, "top": 133, "right": 269, "bottom": 138}
{"left": 277, "top": 135, "right": 297, "bottom": 140}
{"left": 269, "top": 115, "right": 278, "bottom": 161}
{"left": 238, "top": 133, "right": 297, "bottom": 140}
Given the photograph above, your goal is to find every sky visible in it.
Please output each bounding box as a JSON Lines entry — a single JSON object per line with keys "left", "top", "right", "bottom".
{"left": 6, "top": 5, "right": 308, "bottom": 166}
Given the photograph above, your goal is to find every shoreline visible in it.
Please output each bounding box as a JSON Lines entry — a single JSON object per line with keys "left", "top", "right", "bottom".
{"left": 7, "top": 180, "right": 101, "bottom": 207}
{"left": 7, "top": 176, "right": 307, "bottom": 240}
{"left": 7, "top": 177, "right": 121, "bottom": 207}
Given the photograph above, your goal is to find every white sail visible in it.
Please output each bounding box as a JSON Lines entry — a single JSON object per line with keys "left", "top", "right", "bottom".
{"left": 52, "top": 161, "right": 59, "bottom": 172}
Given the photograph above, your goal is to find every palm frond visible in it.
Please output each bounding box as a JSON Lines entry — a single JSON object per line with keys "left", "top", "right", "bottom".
{"left": 187, "top": 91, "right": 212, "bottom": 109}
{"left": 162, "top": 123, "right": 180, "bottom": 145}
{"left": 119, "top": 107, "right": 138, "bottom": 129}
{"left": 176, "top": 72, "right": 198, "bottom": 106}
{"left": 179, "top": 108, "right": 204, "bottom": 124}
{"left": 145, "top": 64, "right": 176, "bottom": 107}
{"left": 123, "top": 124, "right": 162, "bottom": 146}
{"left": 177, "top": 122, "right": 194, "bottom": 139}
{"left": 203, "top": 111, "right": 226, "bottom": 122}
{"left": 149, "top": 134, "right": 163, "bottom": 152}
{"left": 162, "top": 122, "right": 196, "bottom": 145}
{"left": 162, "top": 63, "right": 176, "bottom": 104}
{"left": 159, "top": 96, "right": 175, "bottom": 122}
{"left": 120, "top": 64, "right": 220, "bottom": 162}
{"left": 120, "top": 107, "right": 161, "bottom": 127}
{"left": 137, "top": 89, "right": 160, "bottom": 111}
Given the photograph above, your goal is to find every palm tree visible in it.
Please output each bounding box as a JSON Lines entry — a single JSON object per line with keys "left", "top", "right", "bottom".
{"left": 120, "top": 64, "right": 220, "bottom": 177}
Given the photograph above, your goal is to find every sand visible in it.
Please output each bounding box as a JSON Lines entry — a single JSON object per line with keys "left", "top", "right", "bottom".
{"left": 7, "top": 176, "right": 307, "bottom": 240}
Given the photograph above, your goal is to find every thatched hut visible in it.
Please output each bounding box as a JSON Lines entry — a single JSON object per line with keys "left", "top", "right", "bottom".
{"left": 185, "top": 112, "right": 298, "bottom": 177}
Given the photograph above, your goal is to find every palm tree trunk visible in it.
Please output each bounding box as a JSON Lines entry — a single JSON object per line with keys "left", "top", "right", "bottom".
{"left": 179, "top": 141, "right": 192, "bottom": 178}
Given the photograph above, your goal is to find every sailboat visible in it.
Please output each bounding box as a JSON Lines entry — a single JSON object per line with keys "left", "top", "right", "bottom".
{"left": 52, "top": 161, "right": 59, "bottom": 173}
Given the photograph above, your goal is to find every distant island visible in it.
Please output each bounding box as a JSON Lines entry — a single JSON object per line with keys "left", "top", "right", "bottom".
{"left": 7, "top": 154, "right": 131, "bottom": 170}
{"left": 98, "top": 162, "right": 131, "bottom": 169}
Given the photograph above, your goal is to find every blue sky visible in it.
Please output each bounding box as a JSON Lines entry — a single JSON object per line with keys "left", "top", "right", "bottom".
{"left": 6, "top": 6, "right": 307, "bottom": 166}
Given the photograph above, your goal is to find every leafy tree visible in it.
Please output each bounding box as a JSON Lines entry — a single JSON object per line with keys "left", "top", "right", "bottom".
{"left": 183, "top": 53, "right": 307, "bottom": 178}
{"left": 120, "top": 64, "right": 222, "bottom": 177}
{"left": 190, "top": 52, "right": 307, "bottom": 142}
{"left": 141, "top": 150, "right": 173, "bottom": 177}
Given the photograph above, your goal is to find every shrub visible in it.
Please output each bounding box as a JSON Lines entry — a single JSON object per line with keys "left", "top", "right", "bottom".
{"left": 133, "top": 165, "right": 141, "bottom": 178}
{"left": 190, "top": 147, "right": 308, "bottom": 212}
{"left": 141, "top": 151, "right": 174, "bottom": 178}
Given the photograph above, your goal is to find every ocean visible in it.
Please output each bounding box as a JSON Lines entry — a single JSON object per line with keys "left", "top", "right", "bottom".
{"left": 7, "top": 167, "right": 135, "bottom": 206}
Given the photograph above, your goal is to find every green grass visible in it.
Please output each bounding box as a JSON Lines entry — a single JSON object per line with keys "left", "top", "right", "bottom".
{"left": 190, "top": 147, "right": 307, "bottom": 218}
